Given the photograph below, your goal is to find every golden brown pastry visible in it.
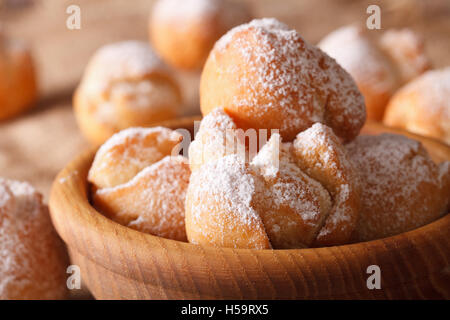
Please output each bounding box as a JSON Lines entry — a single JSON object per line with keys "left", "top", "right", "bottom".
{"left": 200, "top": 18, "right": 366, "bottom": 142}
{"left": 74, "top": 41, "right": 182, "bottom": 145}
{"left": 0, "top": 34, "right": 37, "bottom": 121}
{"left": 0, "top": 178, "right": 69, "bottom": 300}
{"left": 185, "top": 109, "right": 360, "bottom": 249}
{"left": 88, "top": 127, "right": 190, "bottom": 241}
{"left": 383, "top": 67, "right": 450, "bottom": 145}
{"left": 150, "top": 0, "right": 251, "bottom": 70}
{"left": 346, "top": 134, "right": 450, "bottom": 242}
{"left": 319, "top": 25, "right": 430, "bottom": 121}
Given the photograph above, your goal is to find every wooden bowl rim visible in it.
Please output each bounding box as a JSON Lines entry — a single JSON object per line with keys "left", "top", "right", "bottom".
{"left": 49, "top": 118, "right": 450, "bottom": 279}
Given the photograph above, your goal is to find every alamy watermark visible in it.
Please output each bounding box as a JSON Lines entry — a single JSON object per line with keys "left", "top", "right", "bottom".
{"left": 366, "top": 4, "right": 381, "bottom": 30}
{"left": 66, "top": 4, "right": 81, "bottom": 30}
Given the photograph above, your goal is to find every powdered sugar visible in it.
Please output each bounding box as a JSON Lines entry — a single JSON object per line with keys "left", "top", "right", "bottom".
{"left": 379, "top": 28, "right": 430, "bottom": 83}
{"left": 347, "top": 134, "right": 449, "bottom": 241}
{"left": 319, "top": 25, "right": 398, "bottom": 95}
{"left": 188, "top": 108, "right": 242, "bottom": 170}
{"left": 251, "top": 133, "right": 282, "bottom": 178}
{"left": 205, "top": 18, "right": 365, "bottom": 141}
{"left": 94, "top": 156, "right": 190, "bottom": 241}
{"left": 82, "top": 41, "right": 166, "bottom": 94}
{"left": 0, "top": 178, "right": 67, "bottom": 299}
{"left": 186, "top": 154, "right": 269, "bottom": 249}
{"left": 190, "top": 154, "right": 261, "bottom": 224}
{"left": 89, "top": 126, "right": 182, "bottom": 188}
{"left": 293, "top": 123, "right": 360, "bottom": 245}
{"left": 400, "top": 67, "right": 450, "bottom": 118}
{"left": 96, "top": 126, "right": 181, "bottom": 158}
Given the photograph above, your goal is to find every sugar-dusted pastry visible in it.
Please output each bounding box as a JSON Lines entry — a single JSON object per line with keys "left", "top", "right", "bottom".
{"left": 186, "top": 112, "right": 361, "bottom": 249}
{"left": 319, "top": 26, "right": 430, "bottom": 121}
{"left": 88, "top": 127, "right": 190, "bottom": 241}
{"left": 346, "top": 134, "right": 450, "bottom": 242}
{"left": 189, "top": 108, "right": 245, "bottom": 171}
{"left": 200, "top": 18, "right": 366, "bottom": 142}
{"left": 0, "top": 178, "right": 68, "bottom": 300}
{"left": 74, "top": 41, "right": 182, "bottom": 145}
{"left": 383, "top": 67, "right": 450, "bottom": 145}
{"left": 150, "top": 0, "right": 251, "bottom": 70}
{"left": 293, "top": 123, "right": 361, "bottom": 246}
{"left": 0, "top": 33, "right": 37, "bottom": 121}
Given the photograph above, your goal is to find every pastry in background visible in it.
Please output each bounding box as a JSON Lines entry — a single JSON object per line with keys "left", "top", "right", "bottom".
{"left": 347, "top": 134, "right": 450, "bottom": 242}
{"left": 319, "top": 25, "right": 430, "bottom": 121}
{"left": 200, "top": 18, "right": 366, "bottom": 142}
{"left": 186, "top": 109, "right": 361, "bottom": 249}
{"left": 149, "top": 0, "right": 252, "bottom": 71}
{"left": 384, "top": 67, "right": 450, "bottom": 145}
{"left": 0, "top": 178, "right": 69, "bottom": 300}
{"left": 74, "top": 41, "right": 182, "bottom": 145}
{"left": 0, "top": 33, "right": 37, "bottom": 121}
{"left": 88, "top": 127, "right": 190, "bottom": 241}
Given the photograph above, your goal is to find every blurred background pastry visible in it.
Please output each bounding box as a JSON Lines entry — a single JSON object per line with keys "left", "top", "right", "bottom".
{"left": 149, "top": 0, "right": 252, "bottom": 71}
{"left": 73, "top": 41, "right": 182, "bottom": 145}
{"left": 0, "top": 31, "right": 37, "bottom": 121}
{"left": 383, "top": 67, "right": 450, "bottom": 145}
{"left": 0, "top": 178, "right": 69, "bottom": 300}
{"left": 319, "top": 25, "right": 430, "bottom": 121}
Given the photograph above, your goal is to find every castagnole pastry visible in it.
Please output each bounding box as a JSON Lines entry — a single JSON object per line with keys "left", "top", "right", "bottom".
{"left": 319, "top": 26, "right": 430, "bottom": 121}
{"left": 200, "top": 18, "right": 366, "bottom": 142}
{"left": 0, "top": 34, "right": 37, "bottom": 121}
{"left": 0, "top": 178, "right": 68, "bottom": 300}
{"left": 74, "top": 41, "right": 182, "bottom": 145}
{"left": 88, "top": 127, "right": 190, "bottom": 241}
{"left": 347, "top": 134, "right": 450, "bottom": 242}
{"left": 150, "top": 0, "right": 251, "bottom": 70}
{"left": 186, "top": 109, "right": 361, "bottom": 249}
{"left": 384, "top": 67, "right": 450, "bottom": 145}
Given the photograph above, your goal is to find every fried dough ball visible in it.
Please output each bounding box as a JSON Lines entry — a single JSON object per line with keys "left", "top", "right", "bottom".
{"left": 189, "top": 108, "right": 245, "bottom": 171}
{"left": 0, "top": 34, "right": 37, "bottom": 121}
{"left": 74, "top": 41, "right": 182, "bottom": 145}
{"left": 150, "top": 0, "right": 251, "bottom": 70}
{"left": 293, "top": 123, "right": 361, "bottom": 246}
{"left": 383, "top": 67, "right": 450, "bottom": 145}
{"left": 200, "top": 18, "right": 366, "bottom": 142}
{"left": 185, "top": 112, "right": 361, "bottom": 249}
{"left": 185, "top": 154, "right": 272, "bottom": 249}
{"left": 319, "top": 26, "right": 430, "bottom": 121}
{"left": 0, "top": 179, "right": 68, "bottom": 300}
{"left": 346, "top": 134, "right": 450, "bottom": 242}
{"left": 251, "top": 134, "right": 333, "bottom": 248}
{"left": 88, "top": 127, "right": 190, "bottom": 241}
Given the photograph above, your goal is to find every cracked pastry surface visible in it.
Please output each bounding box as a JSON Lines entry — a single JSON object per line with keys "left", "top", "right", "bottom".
{"left": 200, "top": 18, "right": 366, "bottom": 142}
{"left": 0, "top": 178, "right": 68, "bottom": 300}
{"left": 74, "top": 41, "right": 181, "bottom": 145}
{"left": 89, "top": 127, "right": 190, "bottom": 241}
{"left": 186, "top": 108, "right": 361, "bottom": 249}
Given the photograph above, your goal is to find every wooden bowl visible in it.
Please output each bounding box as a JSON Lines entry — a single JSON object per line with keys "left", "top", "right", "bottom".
{"left": 49, "top": 118, "right": 450, "bottom": 299}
